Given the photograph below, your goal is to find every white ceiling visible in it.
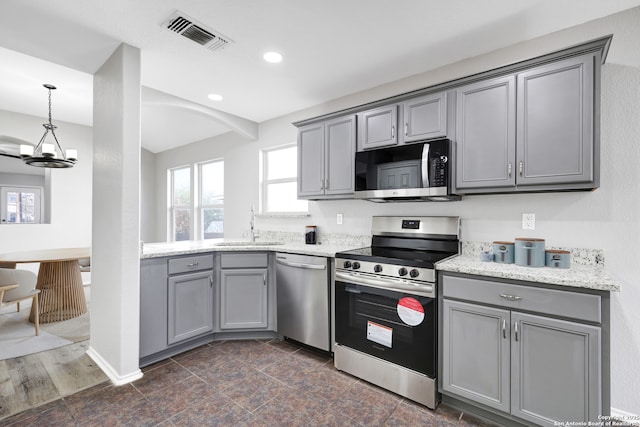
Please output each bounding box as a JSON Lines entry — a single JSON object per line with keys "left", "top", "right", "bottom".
{"left": 1, "top": 0, "right": 639, "bottom": 153}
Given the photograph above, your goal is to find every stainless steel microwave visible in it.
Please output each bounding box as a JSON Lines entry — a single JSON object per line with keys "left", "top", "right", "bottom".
{"left": 354, "top": 139, "right": 459, "bottom": 202}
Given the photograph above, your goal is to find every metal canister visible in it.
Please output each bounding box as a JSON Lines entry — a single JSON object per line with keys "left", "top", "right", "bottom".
{"left": 492, "top": 241, "right": 514, "bottom": 264}
{"left": 545, "top": 250, "right": 571, "bottom": 268}
{"left": 514, "top": 238, "right": 545, "bottom": 267}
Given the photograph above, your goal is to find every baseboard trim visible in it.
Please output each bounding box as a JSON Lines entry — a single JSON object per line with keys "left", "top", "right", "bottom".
{"left": 87, "top": 346, "right": 143, "bottom": 386}
{"left": 611, "top": 408, "right": 640, "bottom": 426}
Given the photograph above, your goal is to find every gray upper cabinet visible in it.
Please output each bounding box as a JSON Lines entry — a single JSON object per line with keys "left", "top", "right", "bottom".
{"left": 454, "top": 52, "right": 598, "bottom": 194}
{"left": 455, "top": 75, "right": 516, "bottom": 190}
{"left": 516, "top": 54, "right": 595, "bottom": 186}
{"left": 357, "top": 105, "right": 398, "bottom": 150}
{"left": 298, "top": 115, "right": 355, "bottom": 199}
{"left": 167, "top": 270, "right": 214, "bottom": 345}
{"left": 297, "top": 123, "right": 324, "bottom": 197}
{"left": 403, "top": 92, "right": 448, "bottom": 143}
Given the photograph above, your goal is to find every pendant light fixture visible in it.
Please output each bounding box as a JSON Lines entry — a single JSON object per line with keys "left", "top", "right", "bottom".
{"left": 20, "top": 84, "right": 77, "bottom": 168}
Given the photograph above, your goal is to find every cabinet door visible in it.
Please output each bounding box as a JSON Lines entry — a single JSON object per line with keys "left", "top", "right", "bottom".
{"left": 511, "top": 312, "right": 601, "bottom": 426}
{"left": 167, "top": 271, "right": 213, "bottom": 345}
{"left": 357, "top": 104, "right": 398, "bottom": 150}
{"left": 140, "top": 258, "right": 169, "bottom": 358}
{"left": 516, "top": 54, "right": 595, "bottom": 186}
{"left": 455, "top": 75, "right": 516, "bottom": 190}
{"left": 324, "top": 115, "right": 355, "bottom": 195}
{"left": 297, "top": 123, "right": 325, "bottom": 197}
{"left": 220, "top": 268, "right": 268, "bottom": 330}
{"left": 442, "top": 300, "right": 511, "bottom": 412}
{"left": 403, "top": 92, "right": 447, "bottom": 142}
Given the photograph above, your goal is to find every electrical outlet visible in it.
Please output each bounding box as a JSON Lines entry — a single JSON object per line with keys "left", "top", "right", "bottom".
{"left": 522, "top": 213, "right": 535, "bottom": 230}
{"left": 337, "top": 213, "right": 343, "bottom": 225}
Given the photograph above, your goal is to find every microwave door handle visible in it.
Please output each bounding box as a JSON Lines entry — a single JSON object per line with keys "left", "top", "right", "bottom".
{"left": 421, "top": 143, "right": 430, "bottom": 188}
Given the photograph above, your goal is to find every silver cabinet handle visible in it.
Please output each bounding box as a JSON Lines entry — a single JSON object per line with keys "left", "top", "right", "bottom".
{"left": 187, "top": 262, "right": 199, "bottom": 268}
{"left": 499, "top": 294, "right": 522, "bottom": 301}
{"left": 320, "top": 179, "right": 324, "bottom": 190}
{"left": 519, "top": 161, "right": 524, "bottom": 177}
{"left": 263, "top": 273, "right": 267, "bottom": 286}
{"left": 502, "top": 319, "right": 507, "bottom": 339}
{"left": 391, "top": 125, "right": 395, "bottom": 140}
{"left": 209, "top": 276, "right": 213, "bottom": 287}
{"left": 405, "top": 123, "right": 408, "bottom": 136}
{"left": 325, "top": 178, "right": 329, "bottom": 190}
{"left": 508, "top": 162, "right": 512, "bottom": 178}
{"left": 514, "top": 321, "right": 519, "bottom": 342}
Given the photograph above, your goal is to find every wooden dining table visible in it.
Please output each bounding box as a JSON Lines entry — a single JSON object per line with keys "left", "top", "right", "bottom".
{"left": 0, "top": 247, "right": 90, "bottom": 323}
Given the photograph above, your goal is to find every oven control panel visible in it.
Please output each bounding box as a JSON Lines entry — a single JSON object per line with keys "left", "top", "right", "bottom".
{"left": 336, "top": 258, "right": 435, "bottom": 283}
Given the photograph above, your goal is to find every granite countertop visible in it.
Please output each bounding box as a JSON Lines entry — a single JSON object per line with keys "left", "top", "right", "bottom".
{"left": 436, "top": 255, "right": 620, "bottom": 292}
{"left": 140, "top": 239, "right": 366, "bottom": 259}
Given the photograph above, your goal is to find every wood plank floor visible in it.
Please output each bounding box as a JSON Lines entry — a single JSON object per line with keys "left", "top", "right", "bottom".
{"left": 0, "top": 340, "right": 108, "bottom": 421}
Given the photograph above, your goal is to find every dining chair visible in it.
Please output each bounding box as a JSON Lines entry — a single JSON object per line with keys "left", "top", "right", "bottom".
{"left": 0, "top": 268, "right": 40, "bottom": 336}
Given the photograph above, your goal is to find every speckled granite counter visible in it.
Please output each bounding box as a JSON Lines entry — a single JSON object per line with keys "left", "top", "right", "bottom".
{"left": 141, "top": 239, "right": 367, "bottom": 260}
{"left": 436, "top": 255, "right": 620, "bottom": 292}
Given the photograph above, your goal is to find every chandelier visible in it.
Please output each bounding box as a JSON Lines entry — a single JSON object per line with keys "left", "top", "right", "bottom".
{"left": 20, "top": 84, "right": 77, "bottom": 168}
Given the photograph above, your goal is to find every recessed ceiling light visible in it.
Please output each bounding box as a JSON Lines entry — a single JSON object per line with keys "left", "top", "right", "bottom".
{"left": 263, "top": 51, "right": 283, "bottom": 63}
{"left": 208, "top": 93, "right": 223, "bottom": 101}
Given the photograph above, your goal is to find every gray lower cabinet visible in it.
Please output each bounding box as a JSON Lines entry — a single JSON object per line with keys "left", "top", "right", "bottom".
{"left": 167, "top": 271, "right": 213, "bottom": 344}
{"left": 140, "top": 254, "right": 215, "bottom": 363}
{"left": 298, "top": 115, "right": 355, "bottom": 199}
{"left": 220, "top": 268, "right": 268, "bottom": 329}
{"left": 219, "top": 253, "right": 270, "bottom": 330}
{"left": 140, "top": 257, "right": 169, "bottom": 359}
{"left": 441, "top": 274, "right": 605, "bottom": 426}
{"left": 454, "top": 52, "right": 599, "bottom": 194}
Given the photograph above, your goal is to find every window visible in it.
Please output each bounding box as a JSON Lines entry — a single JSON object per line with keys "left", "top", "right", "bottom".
{"left": 199, "top": 160, "right": 224, "bottom": 239}
{"left": 261, "top": 144, "right": 308, "bottom": 214}
{"left": 168, "top": 160, "right": 224, "bottom": 241}
{"left": 1, "top": 186, "right": 43, "bottom": 224}
{"left": 169, "top": 166, "right": 191, "bottom": 241}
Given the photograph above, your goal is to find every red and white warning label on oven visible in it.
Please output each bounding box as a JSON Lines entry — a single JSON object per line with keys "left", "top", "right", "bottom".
{"left": 397, "top": 297, "right": 425, "bottom": 326}
{"left": 367, "top": 321, "right": 393, "bottom": 348}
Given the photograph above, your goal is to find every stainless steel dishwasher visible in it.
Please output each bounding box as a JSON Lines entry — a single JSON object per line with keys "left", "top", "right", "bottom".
{"left": 275, "top": 253, "right": 330, "bottom": 352}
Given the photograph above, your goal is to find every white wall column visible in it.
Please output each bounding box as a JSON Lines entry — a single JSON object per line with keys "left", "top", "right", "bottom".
{"left": 88, "top": 43, "right": 142, "bottom": 384}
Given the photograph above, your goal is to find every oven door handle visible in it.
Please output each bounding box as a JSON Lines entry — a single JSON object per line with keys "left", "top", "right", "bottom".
{"left": 335, "top": 271, "right": 435, "bottom": 298}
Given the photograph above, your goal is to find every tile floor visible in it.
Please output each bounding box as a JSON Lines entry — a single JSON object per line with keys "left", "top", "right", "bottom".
{"left": 2, "top": 339, "right": 495, "bottom": 426}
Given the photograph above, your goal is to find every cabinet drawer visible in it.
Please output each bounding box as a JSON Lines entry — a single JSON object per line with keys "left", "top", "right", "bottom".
{"left": 442, "top": 275, "right": 601, "bottom": 323}
{"left": 168, "top": 254, "right": 214, "bottom": 275}
{"left": 220, "top": 253, "right": 268, "bottom": 269}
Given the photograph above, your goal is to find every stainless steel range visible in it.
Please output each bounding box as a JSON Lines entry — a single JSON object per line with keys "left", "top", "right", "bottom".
{"left": 333, "top": 216, "right": 460, "bottom": 409}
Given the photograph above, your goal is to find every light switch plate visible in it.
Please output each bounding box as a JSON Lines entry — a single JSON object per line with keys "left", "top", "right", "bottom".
{"left": 337, "top": 213, "right": 343, "bottom": 225}
{"left": 522, "top": 213, "right": 535, "bottom": 230}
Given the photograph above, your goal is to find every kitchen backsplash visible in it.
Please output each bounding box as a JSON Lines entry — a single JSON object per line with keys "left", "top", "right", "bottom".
{"left": 462, "top": 241, "right": 606, "bottom": 267}
{"left": 257, "top": 230, "right": 371, "bottom": 247}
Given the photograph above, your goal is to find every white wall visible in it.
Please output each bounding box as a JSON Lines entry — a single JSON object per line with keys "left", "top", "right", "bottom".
{"left": 147, "top": 8, "right": 640, "bottom": 414}
{"left": 89, "top": 43, "right": 142, "bottom": 385}
{"left": 140, "top": 148, "right": 156, "bottom": 243}
{"left": 0, "top": 110, "right": 92, "bottom": 255}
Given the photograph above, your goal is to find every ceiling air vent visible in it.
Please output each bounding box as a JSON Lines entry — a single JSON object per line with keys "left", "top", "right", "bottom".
{"left": 164, "top": 12, "right": 233, "bottom": 52}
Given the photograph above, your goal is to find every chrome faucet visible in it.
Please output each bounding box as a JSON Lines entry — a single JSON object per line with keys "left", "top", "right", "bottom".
{"left": 249, "top": 205, "right": 259, "bottom": 242}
